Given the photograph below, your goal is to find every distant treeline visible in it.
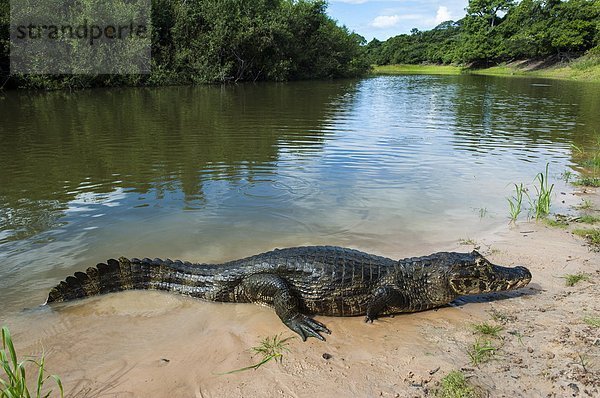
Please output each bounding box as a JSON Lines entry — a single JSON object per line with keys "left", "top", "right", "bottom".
{"left": 366, "top": 0, "right": 600, "bottom": 66}
{"left": 0, "top": 0, "right": 369, "bottom": 89}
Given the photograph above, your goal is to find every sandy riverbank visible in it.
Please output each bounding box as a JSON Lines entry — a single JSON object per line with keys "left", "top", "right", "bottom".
{"left": 4, "top": 189, "right": 600, "bottom": 397}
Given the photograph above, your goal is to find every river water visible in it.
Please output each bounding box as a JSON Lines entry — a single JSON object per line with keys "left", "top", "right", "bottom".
{"left": 1, "top": 75, "right": 599, "bottom": 318}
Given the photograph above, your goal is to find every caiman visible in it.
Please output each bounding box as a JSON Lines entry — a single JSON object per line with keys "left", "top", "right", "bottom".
{"left": 47, "top": 246, "right": 532, "bottom": 341}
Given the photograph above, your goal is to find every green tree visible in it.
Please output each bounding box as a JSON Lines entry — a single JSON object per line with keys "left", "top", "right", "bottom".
{"left": 466, "top": 0, "right": 516, "bottom": 27}
{"left": 457, "top": 0, "right": 515, "bottom": 64}
{"left": 498, "top": 0, "right": 547, "bottom": 58}
{"left": 547, "top": 0, "right": 599, "bottom": 56}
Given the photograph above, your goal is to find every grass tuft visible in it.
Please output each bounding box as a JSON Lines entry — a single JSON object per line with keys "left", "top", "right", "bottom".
{"left": 574, "top": 177, "right": 600, "bottom": 187}
{"left": 1, "top": 326, "right": 63, "bottom": 398}
{"left": 458, "top": 238, "right": 477, "bottom": 246}
{"left": 507, "top": 330, "right": 525, "bottom": 346}
{"left": 562, "top": 272, "right": 589, "bottom": 287}
{"left": 571, "top": 140, "right": 600, "bottom": 173}
{"left": 543, "top": 217, "right": 569, "bottom": 228}
{"left": 572, "top": 228, "right": 600, "bottom": 246}
{"left": 472, "top": 323, "right": 503, "bottom": 338}
{"left": 560, "top": 170, "right": 574, "bottom": 183}
{"left": 467, "top": 340, "right": 497, "bottom": 366}
{"left": 437, "top": 370, "right": 478, "bottom": 398}
{"left": 528, "top": 163, "right": 554, "bottom": 220}
{"left": 222, "top": 334, "right": 294, "bottom": 374}
{"left": 575, "top": 353, "right": 591, "bottom": 373}
{"left": 478, "top": 208, "right": 488, "bottom": 219}
{"left": 583, "top": 316, "right": 600, "bottom": 328}
{"left": 577, "top": 215, "right": 600, "bottom": 224}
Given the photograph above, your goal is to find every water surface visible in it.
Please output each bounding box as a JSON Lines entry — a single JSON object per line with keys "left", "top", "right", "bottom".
{"left": 1, "top": 75, "right": 599, "bottom": 317}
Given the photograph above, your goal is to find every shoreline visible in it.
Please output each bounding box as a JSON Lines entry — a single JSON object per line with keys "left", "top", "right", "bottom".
{"left": 372, "top": 56, "right": 600, "bottom": 83}
{"left": 2, "top": 187, "right": 599, "bottom": 397}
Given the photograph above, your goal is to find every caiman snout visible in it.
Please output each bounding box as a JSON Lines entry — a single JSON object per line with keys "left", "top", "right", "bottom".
{"left": 449, "top": 252, "right": 532, "bottom": 296}
{"left": 513, "top": 266, "right": 532, "bottom": 287}
{"left": 493, "top": 265, "right": 532, "bottom": 291}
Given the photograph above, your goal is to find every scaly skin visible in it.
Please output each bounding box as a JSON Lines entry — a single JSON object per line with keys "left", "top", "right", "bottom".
{"left": 47, "top": 246, "right": 532, "bottom": 341}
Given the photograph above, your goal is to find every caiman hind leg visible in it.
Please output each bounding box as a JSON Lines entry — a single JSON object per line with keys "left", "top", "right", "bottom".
{"left": 239, "top": 274, "right": 331, "bottom": 341}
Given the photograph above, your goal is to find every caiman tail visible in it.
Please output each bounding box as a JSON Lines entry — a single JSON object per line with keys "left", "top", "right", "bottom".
{"left": 46, "top": 257, "right": 222, "bottom": 303}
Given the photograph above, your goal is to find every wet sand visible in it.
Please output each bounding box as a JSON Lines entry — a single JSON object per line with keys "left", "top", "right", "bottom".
{"left": 4, "top": 190, "right": 600, "bottom": 397}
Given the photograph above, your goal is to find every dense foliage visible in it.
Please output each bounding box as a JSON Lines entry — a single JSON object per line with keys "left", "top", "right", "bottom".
{"left": 1, "top": 0, "right": 598, "bottom": 88}
{"left": 0, "top": 0, "right": 7, "bottom": 88}
{"left": 0, "top": 0, "right": 369, "bottom": 89}
{"left": 367, "top": 0, "right": 600, "bottom": 66}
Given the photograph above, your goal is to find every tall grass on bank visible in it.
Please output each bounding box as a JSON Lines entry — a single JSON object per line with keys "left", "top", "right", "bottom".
{"left": 1, "top": 326, "right": 63, "bottom": 398}
{"left": 507, "top": 164, "right": 554, "bottom": 222}
{"left": 507, "top": 183, "right": 525, "bottom": 223}
{"left": 528, "top": 163, "right": 554, "bottom": 220}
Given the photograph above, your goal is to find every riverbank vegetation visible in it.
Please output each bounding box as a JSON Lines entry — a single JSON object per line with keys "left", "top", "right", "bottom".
{"left": 1, "top": 326, "right": 63, "bottom": 398}
{"left": 367, "top": 0, "right": 599, "bottom": 79}
{"left": 372, "top": 52, "right": 600, "bottom": 82}
{"left": 372, "top": 64, "right": 462, "bottom": 75}
{"left": 0, "top": 0, "right": 369, "bottom": 89}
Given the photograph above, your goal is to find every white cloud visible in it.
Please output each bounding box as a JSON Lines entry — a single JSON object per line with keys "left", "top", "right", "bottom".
{"left": 434, "top": 6, "right": 453, "bottom": 25}
{"left": 370, "top": 13, "right": 423, "bottom": 29}
{"left": 370, "top": 15, "right": 401, "bottom": 29}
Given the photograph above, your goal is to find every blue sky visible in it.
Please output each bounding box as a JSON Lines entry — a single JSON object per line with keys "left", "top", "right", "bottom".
{"left": 327, "top": 0, "right": 469, "bottom": 41}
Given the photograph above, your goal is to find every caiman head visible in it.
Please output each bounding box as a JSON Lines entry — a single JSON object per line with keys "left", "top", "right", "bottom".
{"left": 448, "top": 251, "right": 531, "bottom": 295}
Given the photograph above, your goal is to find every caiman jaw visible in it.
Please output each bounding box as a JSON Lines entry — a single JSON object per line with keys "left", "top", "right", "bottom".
{"left": 449, "top": 256, "right": 532, "bottom": 296}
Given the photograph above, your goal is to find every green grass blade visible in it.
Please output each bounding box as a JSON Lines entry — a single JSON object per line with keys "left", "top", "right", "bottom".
{"left": 219, "top": 356, "right": 274, "bottom": 374}
{"left": 1, "top": 327, "right": 18, "bottom": 371}
{"left": 2, "top": 388, "right": 18, "bottom": 398}
{"left": 51, "top": 375, "right": 64, "bottom": 398}
{"left": 36, "top": 357, "right": 45, "bottom": 398}
{"left": 19, "top": 365, "right": 30, "bottom": 398}
{"left": 1, "top": 353, "right": 18, "bottom": 389}
{"left": 2, "top": 350, "right": 17, "bottom": 381}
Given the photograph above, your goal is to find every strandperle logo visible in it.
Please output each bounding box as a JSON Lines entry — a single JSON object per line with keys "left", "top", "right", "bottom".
{"left": 13, "top": 20, "right": 148, "bottom": 45}
{"left": 10, "top": 0, "right": 151, "bottom": 74}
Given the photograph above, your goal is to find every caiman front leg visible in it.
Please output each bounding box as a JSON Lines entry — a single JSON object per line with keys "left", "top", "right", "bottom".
{"left": 239, "top": 274, "right": 331, "bottom": 341}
